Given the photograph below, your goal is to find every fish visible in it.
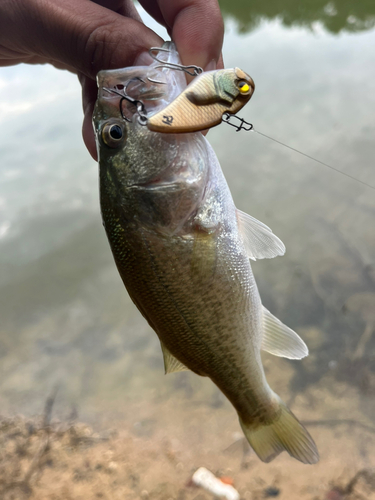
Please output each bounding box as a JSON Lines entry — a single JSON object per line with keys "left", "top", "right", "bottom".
{"left": 92, "top": 42, "right": 319, "bottom": 464}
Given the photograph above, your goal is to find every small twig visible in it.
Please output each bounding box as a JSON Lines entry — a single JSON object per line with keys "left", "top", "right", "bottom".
{"left": 22, "top": 387, "right": 58, "bottom": 487}
{"left": 22, "top": 437, "right": 50, "bottom": 484}
{"left": 338, "top": 469, "right": 375, "bottom": 495}
{"left": 352, "top": 322, "right": 374, "bottom": 361}
{"left": 42, "top": 385, "right": 59, "bottom": 430}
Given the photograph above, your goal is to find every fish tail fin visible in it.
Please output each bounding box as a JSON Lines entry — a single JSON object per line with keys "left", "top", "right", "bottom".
{"left": 239, "top": 395, "right": 319, "bottom": 464}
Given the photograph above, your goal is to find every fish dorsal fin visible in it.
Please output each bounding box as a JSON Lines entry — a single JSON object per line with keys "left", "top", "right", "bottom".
{"left": 160, "top": 342, "right": 190, "bottom": 374}
{"left": 261, "top": 307, "right": 308, "bottom": 359}
{"left": 236, "top": 209, "right": 285, "bottom": 261}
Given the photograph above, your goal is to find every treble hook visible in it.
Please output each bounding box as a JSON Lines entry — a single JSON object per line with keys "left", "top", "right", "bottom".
{"left": 147, "top": 73, "right": 167, "bottom": 85}
{"left": 103, "top": 87, "right": 147, "bottom": 124}
{"left": 148, "top": 47, "right": 203, "bottom": 77}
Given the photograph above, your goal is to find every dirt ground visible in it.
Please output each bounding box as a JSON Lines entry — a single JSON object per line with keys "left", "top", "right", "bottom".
{"left": 1, "top": 386, "right": 375, "bottom": 500}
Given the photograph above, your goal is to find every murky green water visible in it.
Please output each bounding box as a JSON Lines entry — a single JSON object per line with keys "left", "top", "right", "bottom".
{"left": 0, "top": 0, "right": 375, "bottom": 479}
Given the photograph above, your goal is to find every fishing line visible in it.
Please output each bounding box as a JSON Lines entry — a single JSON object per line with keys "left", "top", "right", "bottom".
{"left": 222, "top": 112, "right": 375, "bottom": 191}
{"left": 253, "top": 129, "right": 375, "bottom": 191}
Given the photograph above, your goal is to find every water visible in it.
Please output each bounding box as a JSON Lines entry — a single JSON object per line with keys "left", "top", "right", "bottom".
{"left": 0, "top": 1, "right": 375, "bottom": 497}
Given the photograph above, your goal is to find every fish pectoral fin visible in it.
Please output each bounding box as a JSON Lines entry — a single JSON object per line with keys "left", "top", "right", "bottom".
{"left": 236, "top": 209, "right": 285, "bottom": 260}
{"left": 261, "top": 306, "right": 308, "bottom": 360}
{"left": 239, "top": 394, "right": 319, "bottom": 464}
{"left": 160, "top": 342, "right": 190, "bottom": 374}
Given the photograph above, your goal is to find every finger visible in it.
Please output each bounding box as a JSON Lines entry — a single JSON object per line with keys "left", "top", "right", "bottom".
{"left": 81, "top": 0, "right": 147, "bottom": 159}
{"left": 18, "top": 0, "right": 163, "bottom": 80}
{"left": 217, "top": 52, "right": 224, "bottom": 70}
{"left": 91, "top": 0, "right": 142, "bottom": 21}
{"left": 139, "top": 0, "right": 224, "bottom": 71}
{"left": 77, "top": 0, "right": 155, "bottom": 159}
{"left": 79, "top": 74, "right": 99, "bottom": 159}
{"left": 91, "top": 0, "right": 124, "bottom": 10}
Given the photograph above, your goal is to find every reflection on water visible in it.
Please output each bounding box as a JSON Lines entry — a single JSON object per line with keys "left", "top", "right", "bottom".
{"left": 219, "top": 0, "right": 375, "bottom": 34}
{"left": 0, "top": 2, "right": 375, "bottom": 497}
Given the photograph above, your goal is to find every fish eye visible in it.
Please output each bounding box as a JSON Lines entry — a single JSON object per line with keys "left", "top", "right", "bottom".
{"left": 237, "top": 80, "right": 251, "bottom": 94}
{"left": 102, "top": 121, "right": 125, "bottom": 148}
{"left": 109, "top": 124, "right": 122, "bottom": 139}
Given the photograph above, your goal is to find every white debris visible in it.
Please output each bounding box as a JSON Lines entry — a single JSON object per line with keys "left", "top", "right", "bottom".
{"left": 192, "top": 467, "right": 240, "bottom": 500}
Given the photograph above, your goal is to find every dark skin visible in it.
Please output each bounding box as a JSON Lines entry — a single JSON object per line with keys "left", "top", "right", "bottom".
{"left": 0, "top": 0, "right": 224, "bottom": 159}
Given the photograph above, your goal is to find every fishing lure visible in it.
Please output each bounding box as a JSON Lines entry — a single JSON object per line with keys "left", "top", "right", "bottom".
{"left": 147, "top": 66, "right": 255, "bottom": 133}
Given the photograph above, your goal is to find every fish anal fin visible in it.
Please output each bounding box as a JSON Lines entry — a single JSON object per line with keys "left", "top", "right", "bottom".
{"left": 240, "top": 394, "right": 319, "bottom": 464}
{"left": 160, "top": 342, "right": 189, "bottom": 374}
{"left": 236, "top": 209, "right": 285, "bottom": 261}
{"left": 261, "top": 306, "right": 308, "bottom": 360}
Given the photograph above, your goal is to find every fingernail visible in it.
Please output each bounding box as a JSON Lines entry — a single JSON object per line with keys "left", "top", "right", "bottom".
{"left": 204, "top": 59, "right": 217, "bottom": 72}
{"left": 134, "top": 51, "right": 154, "bottom": 67}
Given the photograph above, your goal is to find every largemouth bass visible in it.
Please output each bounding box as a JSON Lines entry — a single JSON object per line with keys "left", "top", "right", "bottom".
{"left": 93, "top": 43, "right": 319, "bottom": 464}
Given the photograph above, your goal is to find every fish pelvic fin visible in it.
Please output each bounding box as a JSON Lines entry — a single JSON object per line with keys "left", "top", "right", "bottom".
{"left": 160, "top": 342, "right": 190, "bottom": 374}
{"left": 239, "top": 395, "right": 319, "bottom": 464}
{"left": 261, "top": 306, "right": 308, "bottom": 360}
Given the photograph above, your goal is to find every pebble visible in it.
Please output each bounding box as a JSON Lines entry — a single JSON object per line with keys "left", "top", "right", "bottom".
{"left": 107, "top": 461, "right": 118, "bottom": 472}
{"left": 264, "top": 486, "right": 280, "bottom": 497}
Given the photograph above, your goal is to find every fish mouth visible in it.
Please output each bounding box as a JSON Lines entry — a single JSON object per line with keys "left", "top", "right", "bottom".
{"left": 96, "top": 43, "right": 188, "bottom": 121}
{"left": 97, "top": 68, "right": 167, "bottom": 101}
{"left": 126, "top": 167, "right": 205, "bottom": 192}
{"left": 127, "top": 181, "right": 181, "bottom": 191}
{"left": 127, "top": 176, "right": 201, "bottom": 191}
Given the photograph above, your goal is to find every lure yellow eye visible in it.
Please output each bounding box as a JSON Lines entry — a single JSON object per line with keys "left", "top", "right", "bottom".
{"left": 102, "top": 121, "right": 126, "bottom": 148}
{"left": 238, "top": 80, "right": 251, "bottom": 94}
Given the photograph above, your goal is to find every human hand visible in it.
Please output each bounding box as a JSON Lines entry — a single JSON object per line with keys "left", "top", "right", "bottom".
{"left": 0, "top": 0, "right": 224, "bottom": 159}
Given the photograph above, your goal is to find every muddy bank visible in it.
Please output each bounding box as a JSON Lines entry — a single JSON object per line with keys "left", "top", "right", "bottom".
{"left": 1, "top": 388, "right": 375, "bottom": 500}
